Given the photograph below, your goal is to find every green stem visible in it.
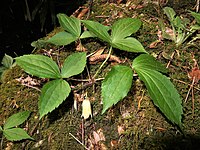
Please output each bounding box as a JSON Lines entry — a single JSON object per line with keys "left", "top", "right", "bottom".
{"left": 93, "top": 46, "right": 112, "bottom": 78}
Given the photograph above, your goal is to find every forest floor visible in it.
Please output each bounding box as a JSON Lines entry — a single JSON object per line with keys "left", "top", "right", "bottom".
{"left": 1, "top": 0, "right": 200, "bottom": 149}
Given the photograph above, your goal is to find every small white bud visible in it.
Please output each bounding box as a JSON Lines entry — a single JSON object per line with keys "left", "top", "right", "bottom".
{"left": 81, "top": 98, "right": 92, "bottom": 120}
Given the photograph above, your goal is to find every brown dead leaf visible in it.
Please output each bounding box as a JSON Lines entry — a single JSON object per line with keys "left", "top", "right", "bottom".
{"left": 93, "top": 129, "right": 106, "bottom": 144}
{"left": 110, "top": 140, "right": 118, "bottom": 148}
{"left": 89, "top": 54, "right": 122, "bottom": 64}
{"left": 188, "top": 67, "right": 200, "bottom": 83}
{"left": 92, "top": 48, "right": 105, "bottom": 56}
{"left": 76, "top": 42, "right": 87, "bottom": 52}
{"left": 117, "top": 125, "right": 125, "bottom": 135}
{"left": 88, "top": 129, "right": 107, "bottom": 150}
{"left": 149, "top": 40, "right": 162, "bottom": 48}
{"left": 77, "top": 8, "right": 89, "bottom": 19}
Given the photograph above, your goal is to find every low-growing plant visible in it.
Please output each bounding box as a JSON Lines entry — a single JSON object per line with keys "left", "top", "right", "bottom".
{"left": 16, "top": 52, "right": 86, "bottom": 119}
{"left": 159, "top": 7, "right": 200, "bottom": 48}
{"left": 82, "top": 17, "right": 182, "bottom": 128}
{"left": 16, "top": 14, "right": 183, "bottom": 129}
{"left": 0, "top": 54, "right": 15, "bottom": 81}
{"left": 0, "top": 111, "right": 33, "bottom": 141}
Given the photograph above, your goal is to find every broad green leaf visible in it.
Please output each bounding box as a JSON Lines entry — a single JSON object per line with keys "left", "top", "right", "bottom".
{"left": 80, "top": 30, "right": 97, "bottom": 39}
{"left": 111, "top": 18, "right": 141, "bottom": 41}
{"left": 15, "top": 54, "right": 61, "bottom": 78}
{"left": 61, "top": 52, "right": 86, "bottom": 78}
{"left": 0, "top": 126, "right": 2, "bottom": 131}
{"left": 111, "top": 37, "right": 147, "bottom": 53}
{"left": 101, "top": 65, "right": 133, "bottom": 114}
{"left": 57, "top": 13, "right": 81, "bottom": 37}
{"left": 163, "top": 7, "right": 176, "bottom": 22}
{"left": 2, "top": 54, "right": 13, "bottom": 69}
{"left": 133, "top": 68, "right": 182, "bottom": 127}
{"left": 82, "top": 20, "right": 111, "bottom": 43}
{"left": 132, "top": 54, "right": 168, "bottom": 73}
{"left": 80, "top": 25, "right": 111, "bottom": 39}
{"left": 31, "top": 39, "right": 47, "bottom": 49}
{"left": 4, "top": 111, "right": 31, "bottom": 130}
{"left": 47, "top": 31, "right": 77, "bottom": 46}
{"left": 39, "top": 79, "right": 71, "bottom": 119}
{"left": 190, "top": 11, "right": 200, "bottom": 25}
{"left": 3, "top": 128, "right": 33, "bottom": 141}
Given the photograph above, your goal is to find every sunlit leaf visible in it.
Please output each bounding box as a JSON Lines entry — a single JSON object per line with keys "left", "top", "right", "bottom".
{"left": 111, "top": 37, "right": 147, "bottom": 53}
{"left": 57, "top": 14, "right": 81, "bottom": 37}
{"left": 61, "top": 52, "right": 86, "bottom": 78}
{"left": 111, "top": 18, "right": 141, "bottom": 41}
{"left": 82, "top": 20, "right": 111, "bottom": 43}
{"left": 80, "top": 30, "right": 97, "bottom": 39}
{"left": 132, "top": 54, "right": 168, "bottom": 73}
{"left": 133, "top": 57, "right": 183, "bottom": 127}
{"left": 4, "top": 111, "right": 31, "bottom": 130}
{"left": 102, "top": 65, "right": 133, "bottom": 113}
{"left": 15, "top": 54, "right": 61, "bottom": 78}
{"left": 3, "top": 128, "right": 33, "bottom": 141}
{"left": 39, "top": 79, "right": 71, "bottom": 119}
{"left": 47, "top": 31, "right": 77, "bottom": 46}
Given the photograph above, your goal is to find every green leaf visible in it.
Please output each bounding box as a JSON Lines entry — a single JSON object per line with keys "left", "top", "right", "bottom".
{"left": 111, "top": 37, "right": 147, "bottom": 53}
{"left": 190, "top": 11, "right": 200, "bottom": 25}
{"left": 3, "top": 128, "right": 33, "bottom": 141}
{"left": 163, "top": 7, "right": 176, "bottom": 22}
{"left": 111, "top": 18, "right": 141, "bottom": 41}
{"left": 0, "top": 126, "right": 2, "bottom": 131}
{"left": 132, "top": 67, "right": 183, "bottom": 127}
{"left": 132, "top": 54, "right": 168, "bottom": 73}
{"left": 158, "top": 19, "right": 174, "bottom": 40}
{"left": 61, "top": 52, "right": 86, "bottom": 78}
{"left": 80, "top": 30, "right": 97, "bottom": 39}
{"left": 31, "top": 39, "right": 47, "bottom": 49}
{"left": 47, "top": 31, "right": 77, "bottom": 46}
{"left": 101, "top": 65, "right": 133, "bottom": 114}
{"left": 4, "top": 111, "right": 31, "bottom": 130}
{"left": 39, "top": 79, "right": 71, "bottom": 119}
{"left": 82, "top": 20, "right": 111, "bottom": 43}
{"left": 2, "top": 54, "right": 13, "bottom": 69}
{"left": 191, "top": 24, "right": 200, "bottom": 31}
{"left": 57, "top": 13, "right": 81, "bottom": 37}
{"left": 15, "top": 54, "right": 61, "bottom": 78}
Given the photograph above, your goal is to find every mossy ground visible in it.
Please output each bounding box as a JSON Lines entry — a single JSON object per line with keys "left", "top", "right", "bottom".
{"left": 1, "top": 0, "right": 200, "bottom": 149}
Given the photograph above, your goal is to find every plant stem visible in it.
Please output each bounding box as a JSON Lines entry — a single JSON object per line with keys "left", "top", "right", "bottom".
{"left": 93, "top": 46, "right": 112, "bottom": 78}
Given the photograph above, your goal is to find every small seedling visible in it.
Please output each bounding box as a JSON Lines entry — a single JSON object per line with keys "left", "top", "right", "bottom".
{"left": 0, "top": 54, "right": 15, "bottom": 81}
{"left": 0, "top": 111, "right": 33, "bottom": 141}
{"left": 159, "top": 7, "right": 200, "bottom": 48}
{"left": 16, "top": 52, "right": 86, "bottom": 119}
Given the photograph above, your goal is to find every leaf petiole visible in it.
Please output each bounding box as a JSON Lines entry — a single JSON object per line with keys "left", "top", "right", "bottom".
{"left": 93, "top": 46, "right": 113, "bottom": 78}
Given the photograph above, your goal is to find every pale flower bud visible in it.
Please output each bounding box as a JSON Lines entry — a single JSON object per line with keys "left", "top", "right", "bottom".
{"left": 81, "top": 98, "right": 92, "bottom": 119}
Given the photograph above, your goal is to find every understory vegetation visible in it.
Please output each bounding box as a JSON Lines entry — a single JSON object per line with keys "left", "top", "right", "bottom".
{"left": 1, "top": 0, "right": 200, "bottom": 149}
